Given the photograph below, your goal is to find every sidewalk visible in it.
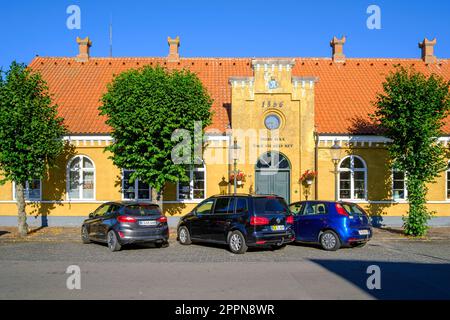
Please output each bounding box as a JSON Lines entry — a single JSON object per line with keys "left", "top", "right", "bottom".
{"left": 0, "top": 226, "right": 178, "bottom": 243}
{"left": 1, "top": 226, "right": 450, "bottom": 243}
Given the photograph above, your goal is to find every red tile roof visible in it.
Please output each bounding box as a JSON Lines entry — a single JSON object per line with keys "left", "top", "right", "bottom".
{"left": 28, "top": 56, "right": 450, "bottom": 135}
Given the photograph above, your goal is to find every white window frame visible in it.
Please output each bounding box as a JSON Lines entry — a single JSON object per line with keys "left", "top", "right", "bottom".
{"left": 338, "top": 155, "right": 368, "bottom": 201}
{"left": 12, "top": 180, "right": 42, "bottom": 201}
{"left": 121, "top": 169, "right": 152, "bottom": 201}
{"left": 176, "top": 164, "right": 207, "bottom": 203}
{"left": 446, "top": 161, "right": 450, "bottom": 201}
{"left": 66, "top": 155, "right": 96, "bottom": 201}
{"left": 392, "top": 169, "right": 408, "bottom": 202}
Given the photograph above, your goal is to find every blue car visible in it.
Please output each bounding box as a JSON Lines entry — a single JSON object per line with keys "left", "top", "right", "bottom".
{"left": 289, "top": 201, "right": 372, "bottom": 251}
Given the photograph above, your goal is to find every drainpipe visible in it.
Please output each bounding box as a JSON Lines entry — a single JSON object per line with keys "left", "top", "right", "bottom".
{"left": 314, "top": 131, "right": 319, "bottom": 200}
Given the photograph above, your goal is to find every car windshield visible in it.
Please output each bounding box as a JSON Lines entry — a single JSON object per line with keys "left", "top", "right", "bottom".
{"left": 341, "top": 203, "right": 367, "bottom": 216}
{"left": 124, "top": 204, "right": 161, "bottom": 216}
{"left": 254, "top": 197, "right": 289, "bottom": 214}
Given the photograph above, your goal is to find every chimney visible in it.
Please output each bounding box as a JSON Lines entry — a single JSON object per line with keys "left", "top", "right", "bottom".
{"left": 419, "top": 38, "right": 437, "bottom": 64}
{"left": 167, "top": 36, "right": 180, "bottom": 62}
{"left": 76, "top": 37, "right": 92, "bottom": 62}
{"left": 330, "top": 36, "right": 346, "bottom": 63}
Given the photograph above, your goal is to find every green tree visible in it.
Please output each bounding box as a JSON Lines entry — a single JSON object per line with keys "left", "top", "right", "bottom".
{"left": 99, "top": 66, "right": 213, "bottom": 208}
{"left": 0, "top": 62, "right": 67, "bottom": 236}
{"left": 374, "top": 67, "right": 450, "bottom": 236}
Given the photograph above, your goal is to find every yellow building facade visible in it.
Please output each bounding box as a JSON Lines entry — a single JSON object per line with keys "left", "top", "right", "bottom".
{"left": 1, "top": 37, "right": 450, "bottom": 227}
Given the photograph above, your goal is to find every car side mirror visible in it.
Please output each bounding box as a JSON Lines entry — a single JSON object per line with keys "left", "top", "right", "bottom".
{"left": 89, "top": 212, "right": 95, "bottom": 218}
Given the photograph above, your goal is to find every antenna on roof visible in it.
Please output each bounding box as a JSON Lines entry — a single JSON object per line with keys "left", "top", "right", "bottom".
{"left": 109, "top": 14, "right": 113, "bottom": 57}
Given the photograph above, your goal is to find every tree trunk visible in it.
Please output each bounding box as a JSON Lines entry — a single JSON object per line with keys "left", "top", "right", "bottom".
{"left": 152, "top": 189, "right": 164, "bottom": 215}
{"left": 16, "top": 182, "right": 28, "bottom": 237}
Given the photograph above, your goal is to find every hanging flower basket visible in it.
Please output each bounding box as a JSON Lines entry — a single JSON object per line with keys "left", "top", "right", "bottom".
{"left": 300, "top": 170, "right": 317, "bottom": 185}
{"left": 230, "top": 171, "right": 246, "bottom": 185}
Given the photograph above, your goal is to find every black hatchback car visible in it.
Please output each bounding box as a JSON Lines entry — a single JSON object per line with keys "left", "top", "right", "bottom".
{"left": 81, "top": 201, "right": 169, "bottom": 252}
{"left": 177, "top": 194, "right": 295, "bottom": 254}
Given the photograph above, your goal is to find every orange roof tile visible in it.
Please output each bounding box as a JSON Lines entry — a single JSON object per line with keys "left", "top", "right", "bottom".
{"left": 28, "top": 56, "right": 450, "bottom": 135}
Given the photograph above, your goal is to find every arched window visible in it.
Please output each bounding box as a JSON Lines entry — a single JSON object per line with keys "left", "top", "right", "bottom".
{"left": 256, "top": 151, "right": 290, "bottom": 170}
{"left": 339, "top": 155, "right": 367, "bottom": 200}
{"left": 67, "top": 155, "right": 95, "bottom": 200}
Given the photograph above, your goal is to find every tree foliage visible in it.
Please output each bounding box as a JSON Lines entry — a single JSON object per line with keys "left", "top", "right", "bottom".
{"left": 0, "top": 62, "right": 67, "bottom": 235}
{"left": 374, "top": 67, "right": 450, "bottom": 236}
{"left": 99, "top": 65, "right": 213, "bottom": 196}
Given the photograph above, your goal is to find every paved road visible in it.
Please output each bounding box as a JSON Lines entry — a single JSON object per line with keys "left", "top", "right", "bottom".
{"left": 1, "top": 238, "right": 450, "bottom": 300}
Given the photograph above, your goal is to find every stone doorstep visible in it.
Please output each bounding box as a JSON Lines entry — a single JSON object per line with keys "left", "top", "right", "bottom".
{"left": 1, "top": 226, "right": 450, "bottom": 243}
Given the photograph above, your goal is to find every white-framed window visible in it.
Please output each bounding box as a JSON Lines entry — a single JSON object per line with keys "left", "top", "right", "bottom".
{"left": 122, "top": 170, "right": 152, "bottom": 201}
{"left": 392, "top": 169, "right": 407, "bottom": 201}
{"left": 67, "top": 155, "right": 95, "bottom": 200}
{"left": 447, "top": 162, "right": 450, "bottom": 200}
{"left": 338, "top": 155, "right": 367, "bottom": 200}
{"left": 12, "top": 180, "right": 42, "bottom": 201}
{"left": 177, "top": 164, "right": 206, "bottom": 201}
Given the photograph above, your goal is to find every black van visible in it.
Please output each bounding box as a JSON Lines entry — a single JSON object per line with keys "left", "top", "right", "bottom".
{"left": 177, "top": 194, "right": 295, "bottom": 254}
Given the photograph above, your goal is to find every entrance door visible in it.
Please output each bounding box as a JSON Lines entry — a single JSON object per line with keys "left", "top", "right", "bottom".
{"left": 255, "top": 152, "right": 291, "bottom": 203}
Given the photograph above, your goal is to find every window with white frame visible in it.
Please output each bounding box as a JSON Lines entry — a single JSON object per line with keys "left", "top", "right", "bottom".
{"left": 447, "top": 162, "right": 450, "bottom": 200}
{"left": 122, "top": 170, "right": 152, "bottom": 201}
{"left": 339, "top": 155, "right": 367, "bottom": 200}
{"left": 13, "top": 180, "right": 42, "bottom": 201}
{"left": 392, "top": 169, "right": 407, "bottom": 200}
{"left": 67, "top": 155, "right": 95, "bottom": 200}
{"left": 178, "top": 164, "right": 206, "bottom": 201}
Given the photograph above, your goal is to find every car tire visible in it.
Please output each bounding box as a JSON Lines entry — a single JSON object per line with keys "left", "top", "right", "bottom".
{"left": 228, "top": 230, "right": 248, "bottom": 254}
{"left": 107, "top": 230, "right": 122, "bottom": 252}
{"left": 81, "top": 225, "right": 91, "bottom": 244}
{"left": 178, "top": 226, "right": 192, "bottom": 245}
{"left": 320, "top": 230, "right": 341, "bottom": 251}
{"left": 271, "top": 244, "right": 287, "bottom": 251}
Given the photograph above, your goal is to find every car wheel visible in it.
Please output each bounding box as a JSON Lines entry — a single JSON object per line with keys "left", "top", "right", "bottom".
{"left": 107, "top": 230, "right": 122, "bottom": 252}
{"left": 178, "top": 226, "right": 192, "bottom": 245}
{"left": 228, "top": 231, "right": 248, "bottom": 254}
{"left": 320, "top": 230, "right": 341, "bottom": 251}
{"left": 271, "top": 244, "right": 287, "bottom": 251}
{"left": 81, "top": 225, "right": 91, "bottom": 244}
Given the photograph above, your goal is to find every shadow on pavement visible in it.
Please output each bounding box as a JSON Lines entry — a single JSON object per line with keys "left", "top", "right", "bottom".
{"left": 186, "top": 241, "right": 282, "bottom": 253}
{"left": 310, "top": 259, "right": 450, "bottom": 300}
{"left": 0, "top": 230, "right": 11, "bottom": 237}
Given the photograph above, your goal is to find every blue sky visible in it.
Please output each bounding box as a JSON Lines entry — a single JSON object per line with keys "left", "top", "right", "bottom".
{"left": 1, "top": 0, "right": 449, "bottom": 68}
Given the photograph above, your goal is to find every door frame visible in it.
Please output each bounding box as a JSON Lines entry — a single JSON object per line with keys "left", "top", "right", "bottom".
{"left": 255, "top": 151, "right": 291, "bottom": 203}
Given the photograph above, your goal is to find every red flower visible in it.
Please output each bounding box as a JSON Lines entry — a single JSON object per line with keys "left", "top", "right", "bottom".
{"left": 300, "top": 170, "right": 317, "bottom": 182}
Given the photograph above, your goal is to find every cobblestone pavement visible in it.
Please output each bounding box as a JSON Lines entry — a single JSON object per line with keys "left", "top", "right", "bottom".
{"left": 1, "top": 226, "right": 450, "bottom": 299}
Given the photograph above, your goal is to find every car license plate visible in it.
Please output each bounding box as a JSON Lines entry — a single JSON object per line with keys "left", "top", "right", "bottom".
{"left": 139, "top": 220, "right": 157, "bottom": 226}
{"left": 271, "top": 225, "right": 285, "bottom": 231}
{"left": 359, "top": 229, "right": 370, "bottom": 236}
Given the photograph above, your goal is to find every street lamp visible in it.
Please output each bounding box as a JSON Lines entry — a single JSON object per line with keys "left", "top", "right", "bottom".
{"left": 330, "top": 139, "right": 342, "bottom": 201}
{"left": 230, "top": 138, "right": 241, "bottom": 195}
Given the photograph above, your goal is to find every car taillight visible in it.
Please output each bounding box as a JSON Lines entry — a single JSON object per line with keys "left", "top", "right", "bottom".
{"left": 157, "top": 216, "right": 168, "bottom": 223}
{"left": 250, "top": 216, "right": 270, "bottom": 226}
{"left": 335, "top": 204, "right": 349, "bottom": 217}
{"left": 286, "top": 216, "right": 294, "bottom": 224}
{"left": 117, "top": 216, "right": 137, "bottom": 223}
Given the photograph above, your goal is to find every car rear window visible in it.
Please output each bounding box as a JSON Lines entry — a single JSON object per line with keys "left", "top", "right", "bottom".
{"left": 254, "top": 197, "right": 289, "bottom": 214}
{"left": 124, "top": 204, "right": 161, "bottom": 216}
{"left": 341, "top": 203, "right": 367, "bottom": 216}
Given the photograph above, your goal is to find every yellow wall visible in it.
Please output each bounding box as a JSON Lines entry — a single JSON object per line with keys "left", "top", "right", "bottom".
{"left": 1, "top": 59, "right": 450, "bottom": 221}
